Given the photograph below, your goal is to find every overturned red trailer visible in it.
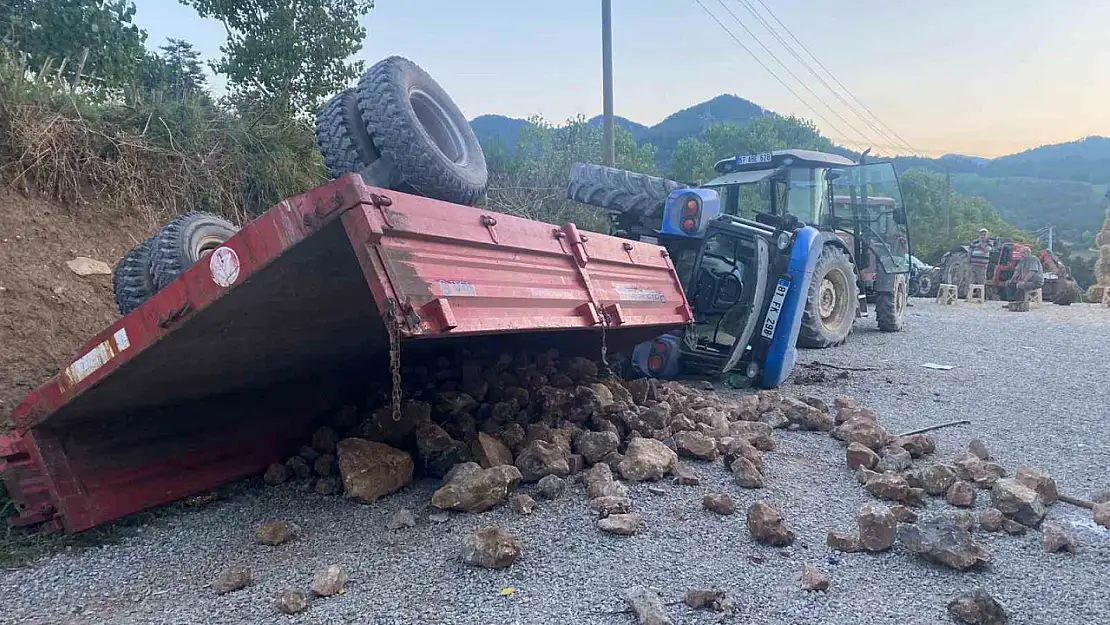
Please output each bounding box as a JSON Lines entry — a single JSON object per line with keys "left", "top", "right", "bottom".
{"left": 0, "top": 174, "right": 692, "bottom": 533}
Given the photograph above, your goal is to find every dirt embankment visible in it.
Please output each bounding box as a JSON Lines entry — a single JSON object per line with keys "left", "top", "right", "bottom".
{"left": 0, "top": 189, "right": 157, "bottom": 423}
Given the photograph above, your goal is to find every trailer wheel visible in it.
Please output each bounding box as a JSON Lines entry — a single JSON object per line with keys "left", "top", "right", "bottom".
{"left": 149, "top": 212, "right": 239, "bottom": 291}
{"left": 876, "top": 273, "right": 907, "bottom": 332}
{"left": 356, "top": 56, "right": 487, "bottom": 206}
{"left": 798, "top": 245, "right": 858, "bottom": 348}
{"left": 112, "top": 234, "right": 158, "bottom": 315}
{"left": 567, "top": 163, "right": 687, "bottom": 217}
{"left": 316, "top": 88, "right": 381, "bottom": 179}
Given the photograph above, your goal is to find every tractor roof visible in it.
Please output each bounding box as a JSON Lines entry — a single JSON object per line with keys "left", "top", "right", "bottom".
{"left": 713, "top": 149, "right": 856, "bottom": 175}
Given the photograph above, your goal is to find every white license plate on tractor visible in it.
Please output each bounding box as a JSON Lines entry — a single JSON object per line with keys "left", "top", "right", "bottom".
{"left": 761, "top": 277, "right": 791, "bottom": 340}
{"left": 735, "top": 151, "right": 773, "bottom": 165}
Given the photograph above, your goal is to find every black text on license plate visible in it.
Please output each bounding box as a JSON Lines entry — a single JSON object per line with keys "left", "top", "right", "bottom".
{"left": 761, "top": 278, "right": 791, "bottom": 340}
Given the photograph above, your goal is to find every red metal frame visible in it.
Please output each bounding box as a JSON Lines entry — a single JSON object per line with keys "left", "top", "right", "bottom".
{"left": 1, "top": 174, "right": 693, "bottom": 532}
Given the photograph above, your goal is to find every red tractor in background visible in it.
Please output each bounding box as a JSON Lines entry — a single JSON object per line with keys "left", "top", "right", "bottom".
{"left": 938, "top": 237, "right": 1071, "bottom": 301}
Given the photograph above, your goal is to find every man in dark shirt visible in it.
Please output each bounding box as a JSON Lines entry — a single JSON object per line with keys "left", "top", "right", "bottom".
{"left": 968, "top": 228, "right": 993, "bottom": 285}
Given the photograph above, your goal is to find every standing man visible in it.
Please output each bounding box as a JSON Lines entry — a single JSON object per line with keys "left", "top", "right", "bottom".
{"left": 969, "top": 228, "right": 993, "bottom": 285}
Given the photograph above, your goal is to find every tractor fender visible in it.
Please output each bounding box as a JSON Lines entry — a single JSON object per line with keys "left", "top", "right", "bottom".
{"left": 762, "top": 225, "right": 823, "bottom": 388}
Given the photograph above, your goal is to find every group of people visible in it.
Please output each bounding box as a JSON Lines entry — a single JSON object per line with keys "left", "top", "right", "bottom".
{"left": 968, "top": 228, "right": 1044, "bottom": 304}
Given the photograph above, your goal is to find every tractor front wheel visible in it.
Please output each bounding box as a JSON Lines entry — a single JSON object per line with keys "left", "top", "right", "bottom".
{"left": 798, "top": 245, "right": 859, "bottom": 349}
{"left": 876, "top": 273, "right": 908, "bottom": 332}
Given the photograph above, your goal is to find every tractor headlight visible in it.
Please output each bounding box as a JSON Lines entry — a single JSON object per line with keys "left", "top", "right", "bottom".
{"left": 776, "top": 231, "right": 792, "bottom": 250}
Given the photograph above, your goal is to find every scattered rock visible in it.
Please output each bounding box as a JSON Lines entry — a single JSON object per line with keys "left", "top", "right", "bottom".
{"left": 671, "top": 462, "right": 700, "bottom": 486}
{"left": 948, "top": 510, "right": 976, "bottom": 532}
{"left": 954, "top": 455, "right": 1006, "bottom": 488}
{"left": 1094, "top": 502, "right": 1110, "bottom": 529}
{"left": 313, "top": 454, "right": 337, "bottom": 477}
{"left": 601, "top": 450, "right": 625, "bottom": 473}
{"left": 857, "top": 467, "right": 880, "bottom": 485}
{"left": 781, "top": 397, "right": 834, "bottom": 431}
{"left": 921, "top": 464, "right": 958, "bottom": 496}
{"left": 897, "top": 517, "right": 990, "bottom": 570}
{"left": 876, "top": 446, "right": 912, "bottom": 473}
{"left": 947, "top": 588, "right": 1009, "bottom": 625}
{"left": 857, "top": 502, "right": 896, "bottom": 552}
{"left": 510, "top": 493, "right": 536, "bottom": 515}
{"left": 214, "top": 566, "right": 251, "bottom": 595}
{"left": 728, "top": 421, "right": 775, "bottom": 451}
{"left": 623, "top": 586, "right": 674, "bottom": 625}
{"left": 864, "top": 472, "right": 926, "bottom": 506}
{"left": 746, "top": 502, "right": 795, "bottom": 546}
{"left": 703, "top": 493, "right": 737, "bottom": 516}
{"left": 311, "top": 565, "right": 347, "bottom": 597}
{"left": 889, "top": 434, "right": 936, "bottom": 458}
{"left": 514, "top": 440, "right": 570, "bottom": 482}
{"left": 1014, "top": 467, "right": 1059, "bottom": 504}
{"left": 832, "top": 417, "right": 890, "bottom": 450}
{"left": 991, "top": 478, "right": 1046, "bottom": 527}
{"left": 800, "top": 565, "right": 829, "bottom": 591}
{"left": 979, "top": 508, "right": 1005, "bottom": 532}
{"left": 263, "top": 463, "right": 290, "bottom": 486}
{"left": 286, "top": 455, "right": 312, "bottom": 480}
{"left": 1041, "top": 521, "right": 1077, "bottom": 553}
{"left": 722, "top": 437, "right": 763, "bottom": 472}
{"left": 574, "top": 430, "right": 620, "bottom": 465}
{"left": 462, "top": 527, "right": 522, "bottom": 568}
{"left": 337, "top": 439, "right": 414, "bottom": 502}
{"left": 537, "top": 474, "right": 567, "bottom": 500}
{"left": 618, "top": 438, "right": 677, "bottom": 482}
{"left": 1000, "top": 518, "right": 1026, "bottom": 535}
{"left": 431, "top": 464, "right": 523, "bottom": 512}
{"left": 276, "top": 589, "right": 309, "bottom": 614}
{"left": 428, "top": 511, "right": 450, "bottom": 523}
{"left": 800, "top": 395, "right": 829, "bottom": 414}
{"left": 599, "top": 513, "right": 641, "bottom": 535}
{"left": 759, "top": 408, "right": 790, "bottom": 429}
{"left": 683, "top": 587, "right": 733, "bottom": 613}
{"left": 584, "top": 463, "right": 619, "bottom": 499}
{"left": 947, "top": 481, "right": 977, "bottom": 507}
{"left": 314, "top": 476, "right": 341, "bottom": 496}
{"left": 673, "top": 431, "right": 719, "bottom": 460}
{"left": 647, "top": 485, "right": 666, "bottom": 496}
{"left": 66, "top": 257, "right": 113, "bottom": 276}
{"left": 846, "top": 442, "right": 879, "bottom": 470}
{"left": 255, "top": 521, "right": 294, "bottom": 546}
{"left": 967, "top": 439, "right": 990, "bottom": 461}
{"left": 890, "top": 505, "right": 919, "bottom": 524}
{"left": 473, "top": 432, "right": 514, "bottom": 468}
{"left": 567, "top": 453, "right": 585, "bottom": 474}
{"left": 387, "top": 508, "right": 417, "bottom": 530}
{"left": 589, "top": 496, "right": 633, "bottom": 518}
{"left": 415, "top": 422, "right": 469, "bottom": 478}
{"left": 826, "top": 531, "right": 862, "bottom": 553}
{"left": 731, "top": 457, "right": 765, "bottom": 489}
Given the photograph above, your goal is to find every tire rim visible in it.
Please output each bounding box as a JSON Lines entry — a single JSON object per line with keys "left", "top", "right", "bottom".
{"left": 194, "top": 235, "right": 226, "bottom": 260}
{"left": 919, "top": 276, "right": 932, "bottom": 295}
{"left": 818, "top": 268, "right": 850, "bottom": 330}
{"left": 895, "top": 278, "right": 907, "bottom": 317}
{"left": 409, "top": 87, "right": 468, "bottom": 166}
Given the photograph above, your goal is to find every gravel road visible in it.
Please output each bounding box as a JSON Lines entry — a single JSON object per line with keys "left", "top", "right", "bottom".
{"left": 2, "top": 300, "right": 1108, "bottom": 625}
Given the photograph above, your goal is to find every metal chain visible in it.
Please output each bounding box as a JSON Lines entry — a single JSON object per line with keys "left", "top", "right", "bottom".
{"left": 599, "top": 304, "right": 611, "bottom": 378}
{"left": 386, "top": 314, "right": 403, "bottom": 422}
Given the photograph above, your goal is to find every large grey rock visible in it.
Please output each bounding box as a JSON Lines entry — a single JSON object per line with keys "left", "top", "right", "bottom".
{"left": 897, "top": 517, "right": 991, "bottom": 570}
{"left": 537, "top": 474, "right": 567, "bottom": 500}
{"left": 1014, "top": 466, "right": 1059, "bottom": 504}
{"left": 598, "top": 513, "right": 641, "bottom": 535}
{"left": 991, "top": 478, "right": 1047, "bottom": 526}
{"left": 1041, "top": 521, "right": 1077, "bottom": 553}
{"left": 921, "top": 464, "right": 958, "bottom": 496}
{"left": 846, "top": 442, "right": 879, "bottom": 470}
{"left": 515, "top": 440, "right": 570, "bottom": 482}
{"left": 889, "top": 434, "right": 936, "bottom": 458}
{"left": 947, "top": 481, "right": 977, "bottom": 507}
{"left": 832, "top": 417, "right": 890, "bottom": 450}
{"left": 618, "top": 438, "right": 677, "bottom": 482}
{"left": 461, "top": 527, "right": 521, "bottom": 568}
{"left": 730, "top": 457, "right": 764, "bottom": 489}
{"left": 876, "top": 446, "right": 912, "bottom": 473}
{"left": 857, "top": 502, "right": 896, "bottom": 552}
{"left": 431, "top": 463, "right": 522, "bottom": 512}
{"left": 746, "top": 502, "right": 795, "bottom": 546}
{"left": 864, "top": 472, "right": 926, "bottom": 506}
{"left": 310, "top": 565, "right": 347, "bottom": 597}
{"left": 673, "top": 431, "right": 719, "bottom": 461}
{"left": 781, "top": 397, "right": 834, "bottom": 431}
{"left": 727, "top": 421, "right": 775, "bottom": 451}
{"left": 703, "top": 492, "right": 737, "bottom": 515}
{"left": 337, "top": 438, "right": 413, "bottom": 503}
{"left": 622, "top": 586, "right": 673, "bottom": 625}
{"left": 947, "top": 588, "right": 1008, "bottom": 625}
{"left": 574, "top": 430, "right": 620, "bottom": 465}
{"left": 722, "top": 437, "right": 763, "bottom": 472}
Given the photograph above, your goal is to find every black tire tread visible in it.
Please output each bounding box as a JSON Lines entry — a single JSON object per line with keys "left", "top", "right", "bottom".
{"left": 112, "top": 235, "right": 157, "bottom": 315}
{"left": 356, "top": 56, "right": 487, "bottom": 206}
{"left": 797, "top": 245, "right": 858, "bottom": 349}
{"left": 149, "top": 211, "right": 237, "bottom": 291}
{"left": 315, "top": 88, "right": 379, "bottom": 179}
{"left": 567, "top": 162, "right": 686, "bottom": 217}
{"left": 876, "top": 274, "right": 906, "bottom": 332}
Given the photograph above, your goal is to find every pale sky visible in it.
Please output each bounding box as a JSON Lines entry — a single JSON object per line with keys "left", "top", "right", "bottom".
{"left": 132, "top": 0, "right": 1110, "bottom": 158}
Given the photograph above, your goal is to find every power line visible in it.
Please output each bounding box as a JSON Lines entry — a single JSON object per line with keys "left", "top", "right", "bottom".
{"left": 691, "top": 0, "right": 866, "bottom": 151}
{"left": 733, "top": 0, "right": 917, "bottom": 157}
{"left": 750, "top": 0, "right": 923, "bottom": 157}
{"left": 712, "top": 0, "right": 880, "bottom": 150}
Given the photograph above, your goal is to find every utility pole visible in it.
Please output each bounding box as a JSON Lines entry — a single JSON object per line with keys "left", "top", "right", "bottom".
{"left": 601, "top": 0, "right": 615, "bottom": 167}
{"left": 1047, "top": 225, "right": 1054, "bottom": 251}
{"left": 944, "top": 166, "right": 951, "bottom": 236}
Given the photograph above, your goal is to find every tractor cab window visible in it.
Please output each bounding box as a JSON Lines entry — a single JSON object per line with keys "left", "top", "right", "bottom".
{"left": 829, "top": 162, "right": 910, "bottom": 274}
{"left": 781, "top": 167, "right": 829, "bottom": 225}
{"left": 714, "top": 167, "right": 828, "bottom": 223}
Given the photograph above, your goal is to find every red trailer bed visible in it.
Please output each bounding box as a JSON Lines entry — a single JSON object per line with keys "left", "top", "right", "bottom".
{"left": 0, "top": 174, "right": 692, "bottom": 532}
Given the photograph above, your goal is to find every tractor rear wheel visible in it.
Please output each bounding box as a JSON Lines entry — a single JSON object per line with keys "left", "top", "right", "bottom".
{"left": 316, "top": 88, "right": 381, "bottom": 179}
{"left": 112, "top": 234, "right": 158, "bottom": 315}
{"left": 941, "top": 250, "right": 971, "bottom": 298}
{"left": 149, "top": 212, "right": 239, "bottom": 291}
{"left": 798, "top": 245, "right": 858, "bottom": 348}
{"left": 876, "top": 273, "right": 908, "bottom": 332}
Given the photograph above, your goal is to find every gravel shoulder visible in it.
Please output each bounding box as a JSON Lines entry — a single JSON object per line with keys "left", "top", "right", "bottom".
{"left": 1, "top": 300, "right": 1108, "bottom": 625}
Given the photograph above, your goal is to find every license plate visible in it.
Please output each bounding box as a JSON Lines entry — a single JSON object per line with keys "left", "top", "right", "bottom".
{"left": 761, "top": 277, "right": 790, "bottom": 340}
{"left": 735, "top": 151, "right": 773, "bottom": 166}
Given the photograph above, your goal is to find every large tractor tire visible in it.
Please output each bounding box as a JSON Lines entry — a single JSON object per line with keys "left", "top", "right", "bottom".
{"left": 149, "top": 211, "right": 239, "bottom": 290}
{"left": 876, "top": 273, "right": 908, "bottom": 332}
{"left": 356, "top": 56, "right": 487, "bottom": 206}
{"left": 112, "top": 234, "right": 158, "bottom": 315}
{"left": 316, "top": 88, "right": 380, "bottom": 179}
{"left": 567, "top": 163, "right": 686, "bottom": 217}
{"left": 798, "top": 245, "right": 859, "bottom": 349}
{"left": 940, "top": 250, "right": 971, "bottom": 298}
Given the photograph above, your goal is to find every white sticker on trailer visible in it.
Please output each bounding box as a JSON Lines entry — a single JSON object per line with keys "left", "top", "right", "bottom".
{"left": 760, "top": 277, "right": 791, "bottom": 340}
{"left": 113, "top": 327, "right": 130, "bottom": 351}
{"left": 64, "top": 340, "right": 116, "bottom": 386}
